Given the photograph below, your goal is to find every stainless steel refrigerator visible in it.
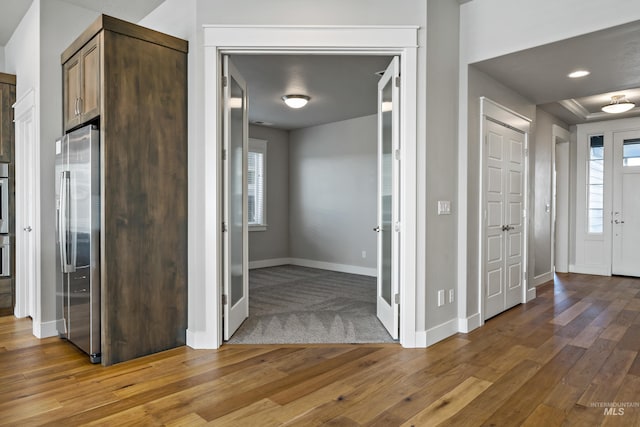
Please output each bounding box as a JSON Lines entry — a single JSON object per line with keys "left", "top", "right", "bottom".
{"left": 55, "top": 124, "right": 101, "bottom": 363}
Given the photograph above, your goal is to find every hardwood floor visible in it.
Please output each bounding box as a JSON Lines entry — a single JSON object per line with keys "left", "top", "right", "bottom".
{"left": 0, "top": 273, "right": 638, "bottom": 426}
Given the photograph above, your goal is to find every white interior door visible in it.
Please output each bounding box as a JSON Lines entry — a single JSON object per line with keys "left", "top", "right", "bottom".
{"left": 484, "top": 118, "right": 525, "bottom": 319}
{"left": 554, "top": 141, "right": 570, "bottom": 273}
{"left": 223, "top": 56, "right": 249, "bottom": 340}
{"left": 13, "top": 91, "right": 37, "bottom": 320}
{"left": 376, "top": 57, "right": 400, "bottom": 339}
{"left": 612, "top": 131, "right": 640, "bottom": 277}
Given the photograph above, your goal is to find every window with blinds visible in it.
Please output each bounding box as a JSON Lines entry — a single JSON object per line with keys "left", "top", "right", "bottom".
{"left": 248, "top": 138, "right": 267, "bottom": 229}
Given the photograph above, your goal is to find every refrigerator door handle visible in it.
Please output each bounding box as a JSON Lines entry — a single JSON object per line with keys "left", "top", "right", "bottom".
{"left": 59, "top": 171, "right": 74, "bottom": 273}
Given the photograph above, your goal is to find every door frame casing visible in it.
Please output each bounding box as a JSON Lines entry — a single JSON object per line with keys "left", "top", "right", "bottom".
{"left": 551, "top": 125, "right": 571, "bottom": 274}
{"left": 13, "top": 89, "right": 41, "bottom": 331}
{"left": 196, "top": 25, "right": 419, "bottom": 349}
{"left": 479, "top": 97, "right": 532, "bottom": 324}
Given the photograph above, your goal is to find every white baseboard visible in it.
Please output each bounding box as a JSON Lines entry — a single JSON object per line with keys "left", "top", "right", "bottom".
{"left": 569, "top": 264, "right": 610, "bottom": 276}
{"left": 419, "top": 318, "right": 458, "bottom": 346}
{"left": 533, "top": 272, "right": 553, "bottom": 286}
{"left": 250, "top": 257, "right": 377, "bottom": 277}
{"left": 249, "top": 258, "right": 292, "bottom": 269}
{"left": 290, "top": 258, "right": 377, "bottom": 277}
{"left": 33, "top": 320, "right": 58, "bottom": 339}
{"left": 186, "top": 329, "right": 219, "bottom": 349}
{"left": 527, "top": 287, "right": 537, "bottom": 302}
{"left": 458, "top": 313, "right": 481, "bottom": 333}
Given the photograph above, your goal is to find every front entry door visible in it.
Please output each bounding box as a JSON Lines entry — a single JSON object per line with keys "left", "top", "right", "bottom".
{"left": 484, "top": 118, "right": 525, "bottom": 320}
{"left": 612, "top": 131, "right": 640, "bottom": 277}
{"left": 223, "top": 56, "right": 249, "bottom": 340}
{"left": 376, "top": 57, "right": 400, "bottom": 339}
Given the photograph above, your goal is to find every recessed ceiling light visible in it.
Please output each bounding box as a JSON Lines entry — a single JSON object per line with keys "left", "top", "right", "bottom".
{"left": 282, "top": 94, "right": 310, "bottom": 109}
{"left": 568, "top": 70, "right": 590, "bottom": 78}
{"left": 601, "top": 94, "right": 635, "bottom": 114}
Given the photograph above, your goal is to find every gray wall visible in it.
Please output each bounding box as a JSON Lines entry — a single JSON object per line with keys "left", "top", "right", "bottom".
{"left": 248, "top": 125, "right": 290, "bottom": 261}
{"left": 425, "top": 0, "right": 460, "bottom": 329}
{"left": 466, "top": 65, "right": 537, "bottom": 315}
{"left": 532, "top": 108, "right": 568, "bottom": 278}
{"left": 289, "top": 115, "right": 377, "bottom": 269}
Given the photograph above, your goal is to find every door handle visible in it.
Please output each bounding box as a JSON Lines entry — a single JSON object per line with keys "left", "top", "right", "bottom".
{"left": 614, "top": 219, "right": 625, "bottom": 224}
{"left": 373, "top": 226, "right": 381, "bottom": 232}
{"left": 24, "top": 226, "right": 32, "bottom": 232}
{"left": 502, "top": 225, "right": 514, "bottom": 231}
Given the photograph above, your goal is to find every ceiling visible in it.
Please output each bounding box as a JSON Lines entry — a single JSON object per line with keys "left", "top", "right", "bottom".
{"left": 231, "top": 54, "right": 394, "bottom": 130}
{"left": 3, "top": 3, "right": 639, "bottom": 127}
{"left": 0, "top": 0, "right": 165, "bottom": 46}
{"left": 474, "top": 19, "right": 640, "bottom": 125}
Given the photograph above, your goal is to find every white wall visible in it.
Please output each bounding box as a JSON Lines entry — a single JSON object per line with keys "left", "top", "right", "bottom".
{"left": 4, "top": 1, "right": 39, "bottom": 100}
{"left": 461, "top": 0, "right": 640, "bottom": 64}
{"left": 288, "top": 115, "right": 377, "bottom": 271}
{"left": 248, "top": 125, "right": 290, "bottom": 262}
{"left": 5, "top": 0, "right": 113, "bottom": 335}
{"left": 0, "top": 47, "right": 5, "bottom": 71}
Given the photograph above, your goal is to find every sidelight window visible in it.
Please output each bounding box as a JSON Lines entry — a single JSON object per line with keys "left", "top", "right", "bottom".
{"left": 248, "top": 138, "right": 267, "bottom": 230}
{"left": 588, "top": 135, "right": 604, "bottom": 234}
{"left": 623, "top": 138, "right": 640, "bottom": 167}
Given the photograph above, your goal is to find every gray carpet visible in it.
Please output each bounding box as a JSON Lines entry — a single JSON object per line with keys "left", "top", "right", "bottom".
{"left": 226, "top": 265, "right": 395, "bottom": 344}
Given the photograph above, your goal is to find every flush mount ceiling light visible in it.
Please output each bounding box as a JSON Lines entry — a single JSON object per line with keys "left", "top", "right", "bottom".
{"left": 601, "top": 94, "right": 635, "bottom": 114}
{"left": 568, "top": 70, "right": 590, "bottom": 78}
{"left": 282, "top": 94, "right": 310, "bottom": 109}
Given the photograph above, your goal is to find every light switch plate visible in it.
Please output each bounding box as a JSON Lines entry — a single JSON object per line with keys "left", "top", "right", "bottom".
{"left": 438, "top": 200, "right": 451, "bottom": 215}
{"left": 437, "top": 290, "right": 445, "bottom": 307}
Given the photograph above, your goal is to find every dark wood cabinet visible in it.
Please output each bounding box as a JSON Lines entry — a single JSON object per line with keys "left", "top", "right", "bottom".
{"left": 62, "top": 16, "right": 188, "bottom": 365}
{"left": 0, "top": 73, "right": 15, "bottom": 317}
{"left": 63, "top": 34, "right": 100, "bottom": 132}
{"left": 0, "top": 74, "right": 15, "bottom": 164}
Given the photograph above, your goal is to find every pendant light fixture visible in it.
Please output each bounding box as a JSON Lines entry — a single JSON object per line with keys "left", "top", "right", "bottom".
{"left": 282, "top": 94, "right": 310, "bottom": 109}
{"left": 601, "top": 94, "right": 635, "bottom": 114}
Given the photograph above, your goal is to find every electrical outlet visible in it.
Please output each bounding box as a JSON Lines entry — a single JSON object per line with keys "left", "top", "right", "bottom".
{"left": 449, "top": 289, "right": 455, "bottom": 303}
{"left": 437, "top": 290, "right": 445, "bottom": 307}
{"left": 361, "top": 251, "right": 366, "bottom": 259}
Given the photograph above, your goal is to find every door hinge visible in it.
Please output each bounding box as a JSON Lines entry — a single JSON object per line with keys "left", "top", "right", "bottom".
{"left": 523, "top": 209, "right": 527, "bottom": 219}
{"left": 222, "top": 294, "right": 228, "bottom": 305}
{"left": 524, "top": 148, "right": 529, "bottom": 156}
{"left": 394, "top": 221, "right": 401, "bottom": 232}
{"left": 222, "top": 222, "right": 228, "bottom": 232}
{"left": 222, "top": 76, "right": 228, "bottom": 87}
{"left": 222, "top": 149, "right": 227, "bottom": 161}
{"left": 394, "top": 149, "right": 401, "bottom": 160}
{"left": 395, "top": 76, "right": 400, "bottom": 88}
{"left": 394, "top": 293, "right": 400, "bottom": 304}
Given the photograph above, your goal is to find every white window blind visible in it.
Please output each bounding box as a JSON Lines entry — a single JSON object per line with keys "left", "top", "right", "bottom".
{"left": 248, "top": 138, "right": 267, "bottom": 229}
{"left": 588, "top": 135, "right": 604, "bottom": 234}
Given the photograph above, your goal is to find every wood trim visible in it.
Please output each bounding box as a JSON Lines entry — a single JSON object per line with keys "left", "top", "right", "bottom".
{"left": 61, "top": 14, "right": 188, "bottom": 64}
{"left": 0, "top": 73, "right": 16, "bottom": 85}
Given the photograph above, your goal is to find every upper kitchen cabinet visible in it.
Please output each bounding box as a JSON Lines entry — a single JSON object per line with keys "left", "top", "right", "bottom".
{"left": 63, "top": 35, "right": 100, "bottom": 132}
{"left": 0, "top": 73, "right": 16, "bottom": 164}
{"left": 62, "top": 16, "right": 188, "bottom": 366}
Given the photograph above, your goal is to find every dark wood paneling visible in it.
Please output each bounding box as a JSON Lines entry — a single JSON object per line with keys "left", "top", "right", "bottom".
{"left": 0, "top": 73, "right": 17, "bottom": 85}
{"left": 61, "top": 14, "right": 188, "bottom": 64}
{"left": 100, "top": 30, "right": 187, "bottom": 365}
{"left": 0, "top": 82, "right": 15, "bottom": 163}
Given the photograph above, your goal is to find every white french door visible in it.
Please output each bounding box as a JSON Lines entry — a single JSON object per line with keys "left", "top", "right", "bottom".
{"left": 222, "top": 56, "right": 249, "bottom": 340}
{"left": 612, "top": 130, "right": 640, "bottom": 277}
{"left": 484, "top": 118, "right": 525, "bottom": 320}
{"left": 376, "top": 57, "right": 400, "bottom": 339}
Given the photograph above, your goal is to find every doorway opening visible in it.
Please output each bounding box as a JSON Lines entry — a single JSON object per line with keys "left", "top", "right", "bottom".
{"left": 199, "top": 25, "right": 419, "bottom": 349}
{"left": 222, "top": 53, "right": 398, "bottom": 344}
